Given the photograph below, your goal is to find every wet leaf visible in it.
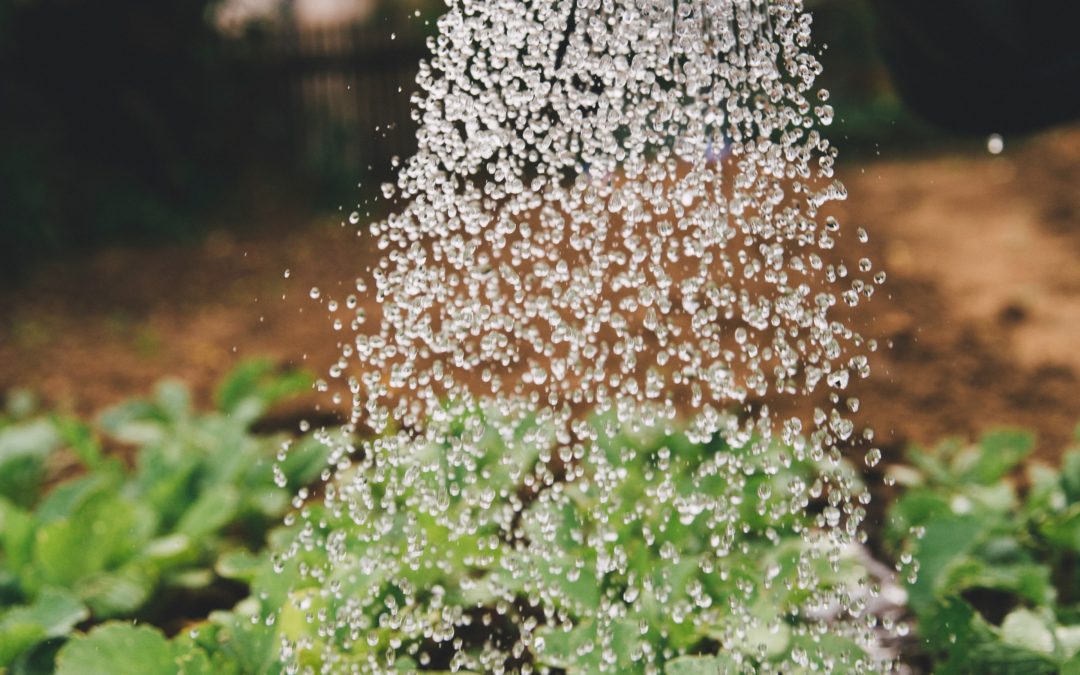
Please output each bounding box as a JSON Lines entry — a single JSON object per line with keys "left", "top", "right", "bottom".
{"left": 970, "top": 429, "right": 1035, "bottom": 484}
{"left": 55, "top": 624, "right": 180, "bottom": 675}
{"left": 0, "top": 588, "right": 88, "bottom": 666}
{"left": 665, "top": 655, "right": 739, "bottom": 674}
{"left": 1001, "top": 608, "right": 1055, "bottom": 655}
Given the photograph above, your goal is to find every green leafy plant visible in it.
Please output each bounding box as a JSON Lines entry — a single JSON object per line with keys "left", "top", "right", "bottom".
{"left": 126, "top": 411, "right": 873, "bottom": 674}
{"left": 6, "top": 398, "right": 880, "bottom": 673}
{"left": 886, "top": 425, "right": 1080, "bottom": 674}
{"left": 46, "top": 363, "right": 1080, "bottom": 672}
{"left": 520, "top": 421, "right": 871, "bottom": 673}
{"left": 0, "top": 361, "right": 325, "bottom": 672}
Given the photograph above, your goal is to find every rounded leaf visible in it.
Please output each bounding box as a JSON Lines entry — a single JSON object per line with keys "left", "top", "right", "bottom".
{"left": 56, "top": 624, "right": 178, "bottom": 675}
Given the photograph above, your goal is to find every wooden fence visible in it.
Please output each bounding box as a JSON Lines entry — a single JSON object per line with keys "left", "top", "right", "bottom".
{"left": 243, "top": 25, "right": 430, "bottom": 182}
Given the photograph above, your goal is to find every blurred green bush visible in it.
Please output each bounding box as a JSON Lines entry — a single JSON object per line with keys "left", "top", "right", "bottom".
{"left": 0, "top": 360, "right": 326, "bottom": 672}
{"left": 887, "top": 425, "right": 1080, "bottom": 673}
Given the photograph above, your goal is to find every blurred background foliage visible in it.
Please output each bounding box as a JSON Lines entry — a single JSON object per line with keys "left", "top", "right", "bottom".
{"left": 0, "top": 0, "right": 289, "bottom": 278}
{"left": 0, "top": 0, "right": 1078, "bottom": 280}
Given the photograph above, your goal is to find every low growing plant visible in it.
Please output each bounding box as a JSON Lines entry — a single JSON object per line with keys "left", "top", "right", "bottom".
{"left": 23, "top": 364, "right": 1080, "bottom": 673}
{"left": 53, "top": 411, "right": 879, "bottom": 674}
{"left": 0, "top": 361, "right": 326, "bottom": 672}
{"left": 886, "top": 426, "right": 1080, "bottom": 674}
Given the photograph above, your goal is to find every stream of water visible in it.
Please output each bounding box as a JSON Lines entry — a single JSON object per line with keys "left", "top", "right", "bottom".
{"left": 280, "top": 1, "right": 896, "bottom": 672}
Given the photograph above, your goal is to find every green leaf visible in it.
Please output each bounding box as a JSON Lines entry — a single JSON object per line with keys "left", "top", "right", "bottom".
{"left": 55, "top": 624, "right": 179, "bottom": 675}
{"left": 273, "top": 436, "right": 331, "bottom": 490}
{"left": 214, "top": 550, "right": 263, "bottom": 584}
{"left": 970, "top": 429, "right": 1035, "bottom": 484}
{"left": 141, "top": 534, "right": 196, "bottom": 568}
{"left": 3, "top": 587, "right": 88, "bottom": 637}
{"left": 0, "top": 420, "right": 61, "bottom": 463}
{"left": 167, "top": 569, "right": 215, "bottom": 590}
{"left": 171, "top": 643, "right": 217, "bottom": 675}
{"left": 1063, "top": 450, "right": 1080, "bottom": 504}
{"left": 0, "top": 419, "right": 61, "bottom": 505}
{"left": 0, "top": 621, "right": 44, "bottom": 667}
{"left": 0, "top": 497, "right": 36, "bottom": 578}
{"left": 1064, "top": 652, "right": 1080, "bottom": 675}
{"left": 247, "top": 488, "right": 289, "bottom": 517}
{"left": 968, "top": 641, "right": 1058, "bottom": 675}
{"left": 35, "top": 469, "right": 122, "bottom": 524}
{"left": 0, "top": 588, "right": 88, "bottom": 666}
{"left": 33, "top": 518, "right": 108, "bottom": 588}
{"left": 277, "top": 588, "right": 333, "bottom": 656}
{"left": 53, "top": 417, "right": 104, "bottom": 470}
{"left": 1057, "top": 625, "right": 1080, "bottom": 660}
{"left": 665, "top": 655, "right": 739, "bottom": 674}
{"left": 155, "top": 380, "right": 192, "bottom": 423}
{"left": 1025, "top": 462, "right": 1064, "bottom": 515}
{"left": 130, "top": 450, "right": 200, "bottom": 528}
{"left": 1038, "top": 504, "right": 1080, "bottom": 554}
{"left": 176, "top": 487, "right": 240, "bottom": 541}
{"left": 917, "top": 598, "right": 991, "bottom": 668}
{"left": 609, "top": 619, "right": 648, "bottom": 674}
{"left": 745, "top": 617, "right": 792, "bottom": 660}
{"left": 32, "top": 494, "right": 156, "bottom": 591}
{"left": 787, "top": 633, "right": 867, "bottom": 671}
{"left": 216, "top": 360, "right": 274, "bottom": 413}
{"left": 938, "top": 558, "right": 1053, "bottom": 608}
{"left": 98, "top": 399, "right": 167, "bottom": 446}
{"left": 884, "top": 488, "right": 950, "bottom": 552}
{"left": 906, "top": 438, "right": 961, "bottom": 485}
{"left": 1001, "top": 609, "right": 1055, "bottom": 654}
{"left": 173, "top": 626, "right": 244, "bottom": 675}
{"left": 76, "top": 567, "right": 156, "bottom": 618}
{"left": 197, "top": 611, "right": 281, "bottom": 675}
{"left": 215, "top": 360, "right": 311, "bottom": 424}
{"left": 535, "top": 621, "right": 601, "bottom": 671}
{"left": 965, "top": 482, "right": 1019, "bottom": 514}
{"left": 907, "top": 515, "right": 987, "bottom": 614}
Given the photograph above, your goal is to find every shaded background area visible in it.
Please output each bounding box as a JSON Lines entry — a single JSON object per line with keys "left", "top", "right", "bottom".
{"left": 0, "top": 0, "right": 436, "bottom": 279}
{"left": 2, "top": 0, "right": 1080, "bottom": 458}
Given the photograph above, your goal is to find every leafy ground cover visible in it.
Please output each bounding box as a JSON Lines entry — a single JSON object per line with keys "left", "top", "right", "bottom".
{"left": 885, "top": 426, "right": 1080, "bottom": 674}
{"left": 2, "top": 362, "right": 1079, "bottom": 673}
{"left": 0, "top": 361, "right": 327, "bottom": 673}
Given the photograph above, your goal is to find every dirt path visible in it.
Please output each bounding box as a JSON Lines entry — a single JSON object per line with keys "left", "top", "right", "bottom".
{"left": 838, "top": 125, "right": 1080, "bottom": 457}
{"left": 2, "top": 124, "right": 1079, "bottom": 459}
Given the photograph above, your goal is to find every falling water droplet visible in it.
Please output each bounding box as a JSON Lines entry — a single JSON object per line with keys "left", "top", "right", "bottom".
{"left": 275, "top": 3, "right": 896, "bottom": 672}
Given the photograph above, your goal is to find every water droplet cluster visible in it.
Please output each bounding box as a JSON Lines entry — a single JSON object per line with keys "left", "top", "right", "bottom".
{"left": 279, "top": 1, "right": 892, "bottom": 672}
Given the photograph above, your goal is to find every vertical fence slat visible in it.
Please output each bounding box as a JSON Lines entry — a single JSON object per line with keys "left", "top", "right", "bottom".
{"left": 248, "top": 23, "right": 426, "bottom": 183}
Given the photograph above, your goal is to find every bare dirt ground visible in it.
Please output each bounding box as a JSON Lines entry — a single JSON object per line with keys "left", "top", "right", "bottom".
{"left": 839, "top": 123, "right": 1080, "bottom": 459}
{"left": 2, "top": 123, "right": 1079, "bottom": 460}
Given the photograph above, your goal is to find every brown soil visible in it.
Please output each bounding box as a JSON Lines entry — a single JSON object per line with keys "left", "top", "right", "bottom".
{"left": 2, "top": 124, "right": 1080, "bottom": 461}
{"left": 837, "top": 124, "right": 1080, "bottom": 459}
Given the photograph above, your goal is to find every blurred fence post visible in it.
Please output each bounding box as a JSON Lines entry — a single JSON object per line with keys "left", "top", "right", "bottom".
{"left": 232, "top": 23, "right": 427, "bottom": 185}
